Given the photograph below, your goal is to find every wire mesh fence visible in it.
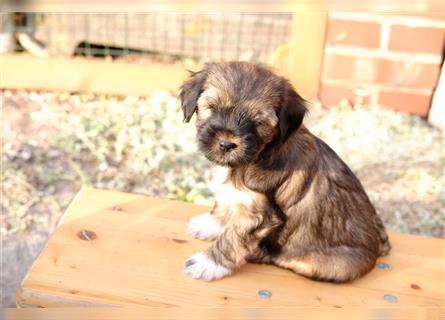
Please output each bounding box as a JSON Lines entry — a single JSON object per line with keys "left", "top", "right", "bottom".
{"left": 4, "top": 13, "right": 292, "bottom": 64}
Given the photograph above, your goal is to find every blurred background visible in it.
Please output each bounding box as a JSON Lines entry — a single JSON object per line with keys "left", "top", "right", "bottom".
{"left": 1, "top": 12, "right": 444, "bottom": 307}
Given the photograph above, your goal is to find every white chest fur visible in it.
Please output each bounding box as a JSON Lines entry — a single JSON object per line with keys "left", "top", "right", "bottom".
{"left": 209, "top": 166, "right": 254, "bottom": 207}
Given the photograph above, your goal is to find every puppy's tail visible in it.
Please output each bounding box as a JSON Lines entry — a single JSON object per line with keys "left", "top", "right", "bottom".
{"left": 379, "top": 238, "right": 391, "bottom": 256}
{"left": 375, "top": 216, "right": 391, "bottom": 256}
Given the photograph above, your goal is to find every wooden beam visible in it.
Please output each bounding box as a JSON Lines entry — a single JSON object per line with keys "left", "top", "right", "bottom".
{"left": 0, "top": 54, "right": 189, "bottom": 96}
{"left": 286, "top": 13, "right": 327, "bottom": 100}
{"left": 17, "top": 188, "right": 445, "bottom": 308}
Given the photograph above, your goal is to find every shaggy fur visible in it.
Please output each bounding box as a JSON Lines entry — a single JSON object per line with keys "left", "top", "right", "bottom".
{"left": 180, "top": 62, "right": 391, "bottom": 283}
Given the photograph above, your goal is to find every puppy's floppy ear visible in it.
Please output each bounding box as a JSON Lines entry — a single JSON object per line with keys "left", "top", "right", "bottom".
{"left": 179, "top": 68, "right": 208, "bottom": 123}
{"left": 278, "top": 80, "right": 308, "bottom": 141}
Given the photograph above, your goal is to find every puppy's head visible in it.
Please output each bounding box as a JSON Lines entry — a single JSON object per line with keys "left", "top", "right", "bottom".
{"left": 179, "top": 62, "right": 307, "bottom": 167}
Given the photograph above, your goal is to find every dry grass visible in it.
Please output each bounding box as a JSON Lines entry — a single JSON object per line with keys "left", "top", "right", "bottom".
{"left": 2, "top": 89, "right": 444, "bottom": 238}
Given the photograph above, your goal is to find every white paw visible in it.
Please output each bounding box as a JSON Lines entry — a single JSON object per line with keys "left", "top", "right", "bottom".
{"left": 187, "top": 213, "right": 223, "bottom": 241}
{"left": 183, "top": 252, "right": 231, "bottom": 281}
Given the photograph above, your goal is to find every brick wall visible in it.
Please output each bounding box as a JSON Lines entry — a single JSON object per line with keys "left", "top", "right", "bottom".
{"left": 319, "top": 13, "right": 445, "bottom": 116}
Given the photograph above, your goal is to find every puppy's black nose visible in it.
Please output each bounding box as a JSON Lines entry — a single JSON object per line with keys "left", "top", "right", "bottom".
{"left": 219, "top": 140, "right": 237, "bottom": 152}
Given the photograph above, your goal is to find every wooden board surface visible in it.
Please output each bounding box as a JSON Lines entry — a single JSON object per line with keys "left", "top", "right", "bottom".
{"left": 17, "top": 188, "right": 445, "bottom": 307}
{"left": 1, "top": 54, "right": 188, "bottom": 97}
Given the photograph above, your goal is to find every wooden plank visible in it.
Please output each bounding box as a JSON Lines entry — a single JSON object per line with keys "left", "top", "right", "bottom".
{"left": 5, "top": 307, "right": 444, "bottom": 320}
{"left": 17, "top": 188, "right": 444, "bottom": 307}
{"left": 286, "top": 13, "right": 327, "bottom": 100}
{"left": 58, "top": 188, "right": 206, "bottom": 226}
{"left": 0, "top": 54, "right": 188, "bottom": 96}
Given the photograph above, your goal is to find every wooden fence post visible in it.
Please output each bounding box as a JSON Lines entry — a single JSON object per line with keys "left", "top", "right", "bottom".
{"left": 287, "top": 13, "right": 328, "bottom": 100}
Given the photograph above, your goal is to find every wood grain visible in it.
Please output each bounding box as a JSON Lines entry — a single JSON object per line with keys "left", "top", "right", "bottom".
{"left": 286, "top": 13, "right": 327, "bottom": 100}
{"left": 17, "top": 188, "right": 445, "bottom": 307}
{"left": 1, "top": 54, "right": 188, "bottom": 97}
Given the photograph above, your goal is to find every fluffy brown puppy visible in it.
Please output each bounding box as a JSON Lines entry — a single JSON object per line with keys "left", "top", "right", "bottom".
{"left": 180, "top": 62, "right": 390, "bottom": 283}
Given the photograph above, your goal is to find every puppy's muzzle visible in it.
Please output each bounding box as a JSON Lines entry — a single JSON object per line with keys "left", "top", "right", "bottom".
{"left": 219, "top": 140, "right": 237, "bottom": 152}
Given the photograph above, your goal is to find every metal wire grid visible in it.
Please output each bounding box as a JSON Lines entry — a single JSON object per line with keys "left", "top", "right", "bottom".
{"left": 28, "top": 13, "right": 292, "bottom": 63}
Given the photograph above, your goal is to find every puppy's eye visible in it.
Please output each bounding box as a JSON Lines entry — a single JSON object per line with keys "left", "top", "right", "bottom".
{"left": 198, "top": 105, "right": 213, "bottom": 118}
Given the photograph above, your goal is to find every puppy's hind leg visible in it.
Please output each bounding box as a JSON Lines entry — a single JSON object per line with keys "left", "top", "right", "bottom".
{"left": 274, "top": 246, "right": 378, "bottom": 283}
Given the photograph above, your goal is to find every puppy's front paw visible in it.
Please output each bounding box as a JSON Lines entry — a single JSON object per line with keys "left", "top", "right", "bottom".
{"left": 183, "top": 252, "right": 232, "bottom": 281}
{"left": 187, "top": 213, "right": 223, "bottom": 241}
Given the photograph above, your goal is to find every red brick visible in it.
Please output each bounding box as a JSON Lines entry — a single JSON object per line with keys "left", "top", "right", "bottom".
{"left": 319, "top": 83, "right": 372, "bottom": 107}
{"left": 390, "top": 13, "right": 445, "bottom": 22}
{"left": 378, "top": 90, "right": 432, "bottom": 115}
{"left": 324, "top": 54, "right": 441, "bottom": 89}
{"left": 389, "top": 25, "right": 445, "bottom": 55}
{"left": 320, "top": 83, "right": 354, "bottom": 106}
{"left": 327, "top": 19, "right": 380, "bottom": 48}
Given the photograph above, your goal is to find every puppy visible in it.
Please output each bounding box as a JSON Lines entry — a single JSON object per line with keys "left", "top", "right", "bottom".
{"left": 180, "top": 62, "right": 390, "bottom": 283}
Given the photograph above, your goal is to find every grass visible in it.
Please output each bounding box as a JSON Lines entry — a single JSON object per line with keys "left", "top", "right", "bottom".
{"left": 1, "top": 89, "right": 444, "bottom": 238}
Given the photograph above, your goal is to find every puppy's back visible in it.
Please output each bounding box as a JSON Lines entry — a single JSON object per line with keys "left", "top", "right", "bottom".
{"left": 273, "top": 131, "right": 390, "bottom": 282}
